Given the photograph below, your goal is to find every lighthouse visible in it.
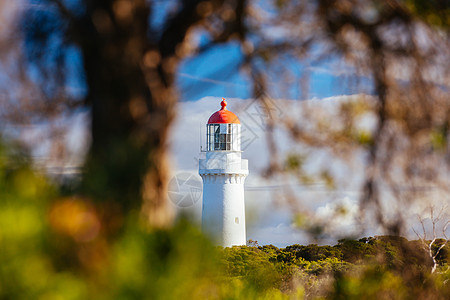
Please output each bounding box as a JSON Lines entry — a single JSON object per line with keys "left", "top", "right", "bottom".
{"left": 199, "top": 98, "right": 248, "bottom": 247}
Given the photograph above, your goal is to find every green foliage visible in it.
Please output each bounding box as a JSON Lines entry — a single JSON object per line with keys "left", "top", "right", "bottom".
{"left": 405, "top": 0, "right": 450, "bottom": 28}
{"left": 0, "top": 144, "right": 58, "bottom": 299}
{"left": 431, "top": 129, "right": 448, "bottom": 150}
{"left": 285, "top": 244, "right": 343, "bottom": 262}
{"left": 222, "top": 246, "right": 283, "bottom": 291}
{"left": 331, "top": 266, "right": 407, "bottom": 299}
{"left": 336, "top": 238, "right": 377, "bottom": 263}
{"left": 433, "top": 239, "right": 450, "bottom": 265}
{"left": 284, "top": 153, "right": 306, "bottom": 173}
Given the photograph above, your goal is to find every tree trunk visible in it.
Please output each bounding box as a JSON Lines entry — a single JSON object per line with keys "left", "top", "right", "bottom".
{"left": 79, "top": 0, "right": 174, "bottom": 226}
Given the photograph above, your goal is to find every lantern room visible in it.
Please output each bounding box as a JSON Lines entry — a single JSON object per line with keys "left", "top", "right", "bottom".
{"left": 206, "top": 98, "right": 241, "bottom": 152}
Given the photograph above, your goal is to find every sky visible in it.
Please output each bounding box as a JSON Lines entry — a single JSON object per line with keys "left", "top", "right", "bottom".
{"left": 175, "top": 41, "right": 373, "bottom": 102}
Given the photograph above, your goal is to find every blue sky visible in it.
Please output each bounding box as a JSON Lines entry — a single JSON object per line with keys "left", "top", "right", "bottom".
{"left": 19, "top": 0, "right": 374, "bottom": 104}
{"left": 176, "top": 41, "right": 373, "bottom": 101}
{"left": 58, "top": 36, "right": 371, "bottom": 104}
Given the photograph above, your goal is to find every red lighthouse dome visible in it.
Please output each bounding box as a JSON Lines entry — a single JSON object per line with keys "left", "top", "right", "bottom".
{"left": 207, "top": 98, "right": 240, "bottom": 124}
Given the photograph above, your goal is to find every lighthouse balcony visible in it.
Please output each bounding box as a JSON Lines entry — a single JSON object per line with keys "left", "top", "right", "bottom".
{"left": 199, "top": 156, "right": 248, "bottom": 175}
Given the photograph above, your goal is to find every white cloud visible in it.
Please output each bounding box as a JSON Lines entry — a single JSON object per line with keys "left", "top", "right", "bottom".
{"left": 315, "top": 196, "right": 360, "bottom": 235}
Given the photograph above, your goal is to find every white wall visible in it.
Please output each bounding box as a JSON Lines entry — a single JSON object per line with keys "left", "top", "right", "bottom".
{"left": 201, "top": 173, "right": 247, "bottom": 247}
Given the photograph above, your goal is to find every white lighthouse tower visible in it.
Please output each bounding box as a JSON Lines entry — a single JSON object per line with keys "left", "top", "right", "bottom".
{"left": 199, "top": 98, "right": 248, "bottom": 247}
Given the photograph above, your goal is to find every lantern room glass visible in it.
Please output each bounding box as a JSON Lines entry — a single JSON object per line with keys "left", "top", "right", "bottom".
{"left": 207, "top": 124, "right": 238, "bottom": 151}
